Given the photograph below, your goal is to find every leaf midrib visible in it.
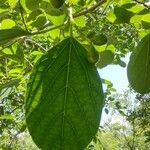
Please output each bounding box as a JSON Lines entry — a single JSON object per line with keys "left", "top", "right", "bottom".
{"left": 61, "top": 38, "right": 72, "bottom": 148}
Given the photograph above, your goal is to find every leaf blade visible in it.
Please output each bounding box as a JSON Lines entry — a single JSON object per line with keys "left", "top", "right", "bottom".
{"left": 26, "top": 37, "right": 104, "bottom": 150}
{"left": 0, "top": 28, "right": 30, "bottom": 46}
{"left": 127, "top": 33, "right": 150, "bottom": 94}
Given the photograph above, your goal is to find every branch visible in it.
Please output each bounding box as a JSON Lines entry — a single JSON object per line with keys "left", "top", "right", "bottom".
{"left": 73, "top": 0, "right": 107, "bottom": 18}
{"left": 134, "top": 0, "right": 150, "bottom": 9}
{"left": 32, "top": 0, "right": 107, "bottom": 35}
{"left": 25, "top": 38, "right": 47, "bottom": 52}
{"left": 18, "top": 0, "right": 28, "bottom": 31}
{"left": 31, "top": 24, "right": 64, "bottom": 36}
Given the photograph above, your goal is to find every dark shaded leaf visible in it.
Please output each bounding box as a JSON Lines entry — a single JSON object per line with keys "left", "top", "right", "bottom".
{"left": 142, "top": 21, "right": 150, "bottom": 29}
{"left": 50, "top": 0, "right": 64, "bottom": 8}
{"left": 127, "top": 33, "right": 150, "bottom": 94}
{"left": 41, "top": 1, "right": 64, "bottom": 16}
{"left": 30, "top": 16, "right": 47, "bottom": 29}
{"left": 0, "top": 28, "right": 30, "bottom": 46}
{"left": 87, "top": 31, "right": 107, "bottom": 46}
{"left": 114, "top": 6, "right": 134, "bottom": 23}
{"left": 25, "top": 0, "right": 41, "bottom": 10}
{"left": 117, "top": 59, "right": 126, "bottom": 68}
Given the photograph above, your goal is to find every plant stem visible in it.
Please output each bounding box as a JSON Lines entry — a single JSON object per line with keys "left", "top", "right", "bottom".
{"left": 73, "top": 0, "right": 107, "bottom": 18}
{"left": 18, "top": 0, "right": 28, "bottom": 31}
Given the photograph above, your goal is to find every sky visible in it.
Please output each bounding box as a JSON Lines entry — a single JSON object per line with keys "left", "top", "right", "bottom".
{"left": 98, "top": 54, "right": 130, "bottom": 93}
{"left": 98, "top": 54, "right": 131, "bottom": 125}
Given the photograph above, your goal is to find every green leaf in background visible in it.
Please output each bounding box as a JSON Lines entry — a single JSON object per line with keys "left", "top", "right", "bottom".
{"left": 0, "top": 28, "right": 30, "bottom": 46}
{"left": 142, "top": 21, "right": 150, "bottom": 30}
{"left": 26, "top": 37, "right": 104, "bottom": 150}
{"left": 114, "top": 6, "right": 134, "bottom": 23}
{"left": 8, "top": 0, "right": 17, "bottom": 8}
{"left": 0, "top": 114, "right": 14, "bottom": 120}
{"left": 127, "top": 33, "right": 150, "bottom": 94}
{"left": 96, "top": 50, "right": 114, "bottom": 69}
{"left": 30, "top": 15, "right": 47, "bottom": 29}
{"left": 1, "top": 19, "right": 16, "bottom": 29}
{"left": 141, "top": 14, "right": 150, "bottom": 29}
{"left": 25, "top": 0, "right": 41, "bottom": 10}
{"left": 74, "top": 16, "right": 85, "bottom": 27}
{"left": 87, "top": 31, "right": 107, "bottom": 46}
{"left": 87, "top": 45, "right": 99, "bottom": 64}
{"left": 0, "top": 79, "right": 20, "bottom": 92}
{"left": 50, "top": 0, "right": 65, "bottom": 8}
{"left": 68, "top": 0, "right": 80, "bottom": 4}
{"left": 116, "top": 58, "right": 126, "bottom": 68}
{"left": 41, "top": 1, "right": 64, "bottom": 16}
{"left": 27, "top": 9, "right": 43, "bottom": 22}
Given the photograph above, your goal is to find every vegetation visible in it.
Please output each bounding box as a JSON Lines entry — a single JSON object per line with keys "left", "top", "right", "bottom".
{"left": 0, "top": 0, "right": 150, "bottom": 149}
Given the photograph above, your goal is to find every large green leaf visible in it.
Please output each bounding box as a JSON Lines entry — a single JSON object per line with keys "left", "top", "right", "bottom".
{"left": 127, "top": 33, "right": 150, "bottom": 94}
{"left": 0, "top": 28, "right": 30, "bottom": 46}
{"left": 26, "top": 37, "right": 104, "bottom": 150}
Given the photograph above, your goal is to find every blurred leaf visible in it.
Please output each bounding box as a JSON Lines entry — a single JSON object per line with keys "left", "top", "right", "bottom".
{"left": 130, "top": 15, "right": 142, "bottom": 24}
{"left": 142, "top": 21, "right": 150, "bottom": 29}
{"left": 25, "top": 0, "right": 41, "bottom": 10}
{"left": 122, "top": 3, "right": 136, "bottom": 9}
{"left": 117, "top": 59, "right": 126, "bottom": 68}
{"left": 74, "top": 16, "right": 85, "bottom": 27}
{"left": 101, "top": 79, "right": 113, "bottom": 86}
{"left": 87, "top": 31, "right": 107, "bottom": 46}
{"left": 47, "top": 14, "right": 65, "bottom": 26}
{"left": 41, "top": 1, "right": 64, "bottom": 16}
{"left": 1, "top": 19, "right": 16, "bottom": 29}
{"left": 96, "top": 50, "right": 114, "bottom": 68}
{"left": 87, "top": 45, "right": 99, "bottom": 64}
{"left": 0, "top": 28, "right": 30, "bottom": 46}
{"left": 104, "top": 108, "right": 109, "bottom": 114}
{"left": 30, "top": 15, "right": 47, "bottom": 29}
{"left": 8, "top": 69, "right": 22, "bottom": 77}
{"left": 0, "top": 114, "right": 14, "bottom": 120}
{"left": 128, "top": 4, "right": 144, "bottom": 13}
{"left": 0, "top": 79, "right": 20, "bottom": 92}
{"left": 114, "top": 6, "right": 134, "bottom": 23}
{"left": 8, "top": 0, "right": 17, "bottom": 8}
{"left": 107, "top": 11, "right": 116, "bottom": 22}
{"left": 50, "top": 0, "right": 64, "bottom": 8}
{"left": 138, "top": 8, "right": 150, "bottom": 15}
{"left": 127, "top": 33, "right": 150, "bottom": 94}
{"left": 142, "top": 13, "right": 150, "bottom": 23}
{"left": 27, "top": 9, "right": 43, "bottom": 22}
{"left": 68, "top": 0, "right": 80, "bottom": 4}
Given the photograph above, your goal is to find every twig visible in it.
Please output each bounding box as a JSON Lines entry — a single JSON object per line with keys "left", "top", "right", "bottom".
{"left": 0, "top": 41, "right": 17, "bottom": 51}
{"left": 33, "top": 22, "right": 53, "bottom": 33}
{"left": 31, "top": 24, "right": 64, "bottom": 35}
{"left": 18, "top": 0, "right": 28, "bottom": 31}
{"left": 73, "top": 0, "right": 107, "bottom": 18}
{"left": 134, "top": 0, "right": 150, "bottom": 9}
{"left": 25, "top": 38, "right": 47, "bottom": 52}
